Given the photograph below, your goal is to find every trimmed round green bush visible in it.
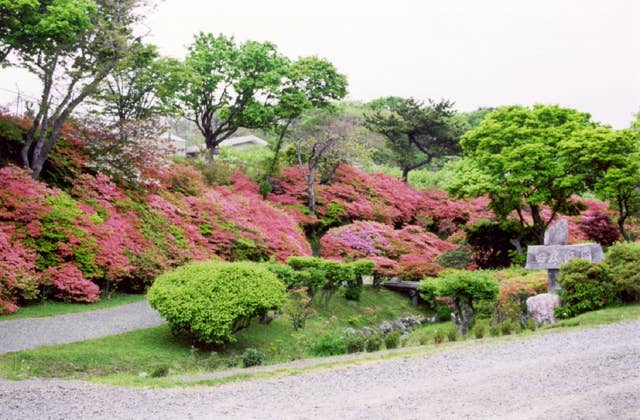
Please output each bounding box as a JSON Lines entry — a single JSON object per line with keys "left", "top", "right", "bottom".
{"left": 384, "top": 330, "right": 401, "bottom": 349}
{"left": 556, "top": 259, "right": 615, "bottom": 318}
{"left": 241, "top": 348, "right": 265, "bottom": 368}
{"left": 606, "top": 242, "right": 640, "bottom": 302}
{"left": 365, "top": 333, "right": 383, "bottom": 352}
{"left": 147, "top": 260, "right": 286, "bottom": 345}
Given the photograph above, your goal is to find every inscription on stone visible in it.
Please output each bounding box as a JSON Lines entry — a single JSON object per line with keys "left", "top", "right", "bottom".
{"left": 525, "top": 244, "right": 604, "bottom": 270}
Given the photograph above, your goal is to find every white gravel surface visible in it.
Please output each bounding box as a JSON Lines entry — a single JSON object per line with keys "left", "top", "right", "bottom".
{"left": 0, "top": 301, "right": 163, "bottom": 354}
{"left": 1, "top": 320, "right": 639, "bottom": 419}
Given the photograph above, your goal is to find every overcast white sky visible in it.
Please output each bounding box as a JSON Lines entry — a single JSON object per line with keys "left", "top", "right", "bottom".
{"left": 1, "top": 0, "right": 639, "bottom": 128}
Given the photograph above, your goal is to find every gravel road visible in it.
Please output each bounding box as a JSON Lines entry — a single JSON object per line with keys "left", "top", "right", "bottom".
{"left": 0, "top": 301, "right": 163, "bottom": 354}
{"left": 1, "top": 320, "right": 639, "bottom": 419}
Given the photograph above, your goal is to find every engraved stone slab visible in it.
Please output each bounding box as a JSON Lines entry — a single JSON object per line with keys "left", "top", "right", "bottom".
{"left": 544, "top": 219, "right": 568, "bottom": 246}
{"left": 525, "top": 243, "right": 605, "bottom": 270}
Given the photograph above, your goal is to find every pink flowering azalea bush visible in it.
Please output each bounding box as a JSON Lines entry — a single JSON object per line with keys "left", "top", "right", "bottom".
{"left": 321, "top": 221, "right": 456, "bottom": 280}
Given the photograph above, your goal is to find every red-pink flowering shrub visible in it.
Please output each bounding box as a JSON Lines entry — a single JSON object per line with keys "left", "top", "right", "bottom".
{"left": 44, "top": 263, "right": 100, "bottom": 303}
{"left": 321, "top": 221, "right": 455, "bottom": 280}
{"left": 398, "top": 254, "right": 444, "bottom": 281}
{"left": 491, "top": 269, "right": 547, "bottom": 323}
{"left": 0, "top": 224, "right": 40, "bottom": 314}
{"left": 368, "top": 256, "right": 402, "bottom": 278}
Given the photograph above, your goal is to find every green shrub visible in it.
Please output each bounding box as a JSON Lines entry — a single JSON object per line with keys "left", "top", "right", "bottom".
{"left": 436, "top": 247, "right": 473, "bottom": 270}
{"left": 321, "top": 260, "right": 355, "bottom": 308}
{"left": 345, "top": 260, "right": 375, "bottom": 301}
{"left": 526, "top": 318, "right": 538, "bottom": 331}
{"left": 417, "top": 280, "right": 438, "bottom": 309}
{"left": 489, "top": 323, "right": 501, "bottom": 337}
{"left": 147, "top": 260, "right": 286, "bottom": 345}
{"left": 446, "top": 324, "right": 459, "bottom": 342}
{"left": 258, "top": 180, "right": 272, "bottom": 199}
{"left": 556, "top": 259, "right": 616, "bottom": 318}
{"left": 197, "top": 161, "right": 235, "bottom": 186}
{"left": 344, "top": 331, "right": 366, "bottom": 353}
{"left": 473, "top": 320, "right": 488, "bottom": 339}
{"left": 384, "top": 330, "right": 401, "bottom": 349}
{"left": 150, "top": 365, "right": 170, "bottom": 378}
{"left": 501, "top": 320, "right": 514, "bottom": 335}
{"left": 283, "top": 287, "right": 315, "bottom": 331}
{"left": 365, "top": 334, "right": 384, "bottom": 352}
{"left": 434, "top": 270, "right": 499, "bottom": 335}
{"left": 436, "top": 306, "right": 454, "bottom": 322}
{"left": 311, "top": 332, "right": 346, "bottom": 356}
{"left": 241, "top": 348, "right": 266, "bottom": 368}
{"left": 263, "top": 262, "right": 299, "bottom": 289}
{"left": 606, "top": 242, "right": 640, "bottom": 302}
{"left": 433, "top": 329, "right": 445, "bottom": 345}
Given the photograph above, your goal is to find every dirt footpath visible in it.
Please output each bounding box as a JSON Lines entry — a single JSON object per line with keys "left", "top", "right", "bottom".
{"left": 1, "top": 320, "right": 639, "bottom": 419}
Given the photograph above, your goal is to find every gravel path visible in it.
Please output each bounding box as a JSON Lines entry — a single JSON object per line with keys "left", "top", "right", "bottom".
{"left": 1, "top": 320, "right": 639, "bottom": 419}
{"left": 0, "top": 301, "right": 164, "bottom": 354}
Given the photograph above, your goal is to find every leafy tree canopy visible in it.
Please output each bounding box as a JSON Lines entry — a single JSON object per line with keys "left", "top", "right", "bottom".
{"left": 365, "top": 97, "right": 463, "bottom": 182}
{"left": 450, "top": 104, "right": 599, "bottom": 243}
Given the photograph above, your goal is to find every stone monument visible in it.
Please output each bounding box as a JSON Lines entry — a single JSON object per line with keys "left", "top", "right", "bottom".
{"left": 525, "top": 219, "right": 605, "bottom": 292}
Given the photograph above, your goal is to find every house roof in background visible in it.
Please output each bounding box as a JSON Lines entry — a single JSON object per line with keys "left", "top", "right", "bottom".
{"left": 219, "top": 135, "right": 268, "bottom": 147}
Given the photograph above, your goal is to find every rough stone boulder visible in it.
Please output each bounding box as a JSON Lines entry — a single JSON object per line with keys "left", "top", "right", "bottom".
{"left": 526, "top": 293, "right": 561, "bottom": 326}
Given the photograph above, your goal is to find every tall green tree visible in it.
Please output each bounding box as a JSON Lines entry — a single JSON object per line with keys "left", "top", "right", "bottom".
{"left": 13, "top": 0, "right": 141, "bottom": 179}
{"left": 91, "top": 41, "right": 182, "bottom": 124}
{"left": 169, "top": 33, "right": 287, "bottom": 159}
{"left": 573, "top": 128, "right": 640, "bottom": 241}
{"left": 266, "top": 56, "right": 348, "bottom": 176}
{"left": 365, "top": 97, "right": 463, "bottom": 183}
{"left": 449, "top": 104, "right": 597, "bottom": 244}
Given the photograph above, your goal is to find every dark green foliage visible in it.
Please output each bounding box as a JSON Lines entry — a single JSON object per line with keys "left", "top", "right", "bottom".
{"left": 420, "top": 270, "right": 499, "bottom": 335}
{"left": 556, "top": 259, "right": 616, "bottom": 318}
{"left": 384, "top": 330, "right": 401, "bottom": 349}
{"left": 147, "top": 260, "right": 287, "bottom": 345}
{"left": 465, "top": 220, "right": 530, "bottom": 268}
{"left": 344, "top": 260, "right": 374, "bottom": 301}
{"left": 241, "top": 348, "right": 265, "bottom": 367}
{"left": 473, "top": 320, "right": 488, "bottom": 339}
{"left": 446, "top": 324, "right": 459, "bottom": 341}
{"left": 258, "top": 180, "right": 272, "bottom": 199}
{"left": 500, "top": 321, "right": 514, "bottom": 335}
{"left": 311, "top": 332, "right": 346, "bottom": 356}
{"left": 365, "top": 333, "right": 383, "bottom": 352}
{"left": 489, "top": 323, "right": 501, "bottom": 337}
{"left": 435, "top": 247, "right": 473, "bottom": 270}
{"left": 436, "top": 306, "right": 454, "bottom": 322}
{"left": 344, "top": 331, "right": 366, "bottom": 353}
{"left": 606, "top": 242, "right": 640, "bottom": 302}
{"left": 150, "top": 365, "right": 170, "bottom": 378}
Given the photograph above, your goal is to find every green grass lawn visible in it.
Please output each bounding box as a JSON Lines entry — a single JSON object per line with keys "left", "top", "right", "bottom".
{"left": 1, "top": 293, "right": 146, "bottom": 320}
{"left": 1, "top": 291, "right": 638, "bottom": 387}
{"left": 0, "top": 287, "right": 428, "bottom": 380}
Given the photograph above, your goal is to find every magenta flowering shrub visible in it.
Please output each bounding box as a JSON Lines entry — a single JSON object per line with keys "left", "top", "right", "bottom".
{"left": 0, "top": 224, "right": 40, "bottom": 314}
{"left": 321, "top": 221, "right": 456, "bottom": 280}
{"left": 44, "top": 263, "right": 100, "bottom": 303}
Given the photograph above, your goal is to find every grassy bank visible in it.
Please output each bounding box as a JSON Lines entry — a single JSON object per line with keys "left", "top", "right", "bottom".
{"left": 0, "top": 287, "right": 427, "bottom": 380}
{"left": 1, "top": 297, "right": 638, "bottom": 388}
{"left": 1, "top": 293, "right": 147, "bottom": 320}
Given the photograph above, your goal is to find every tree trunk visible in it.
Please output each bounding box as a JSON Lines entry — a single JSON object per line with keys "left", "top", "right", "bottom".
{"left": 618, "top": 201, "right": 631, "bottom": 242}
{"left": 306, "top": 167, "right": 316, "bottom": 214}
{"left": 530, "top": 204, "right": 546, "bottom": 245}
{"left": 401, "top": 166, "right": 409, "bottom": 184}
